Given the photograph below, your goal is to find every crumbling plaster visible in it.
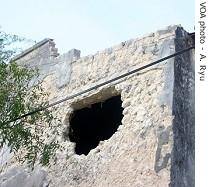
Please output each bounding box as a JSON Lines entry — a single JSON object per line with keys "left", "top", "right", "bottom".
{"left": 0, "top": 25, "right": 194, "bottom": 187}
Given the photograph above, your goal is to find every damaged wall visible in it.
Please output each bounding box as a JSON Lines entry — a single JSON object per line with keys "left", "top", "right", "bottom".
{"left": 0, "top": 25, "right": 194, "bottom": 187}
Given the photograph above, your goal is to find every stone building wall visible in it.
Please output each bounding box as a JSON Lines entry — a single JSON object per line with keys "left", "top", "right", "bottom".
{"left": 0, "top": 25, "right": 194, "bottom": 187}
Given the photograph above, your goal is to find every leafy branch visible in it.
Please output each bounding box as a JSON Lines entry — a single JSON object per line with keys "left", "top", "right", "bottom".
{"left": 0, "top": 29, "right": 61, "bottom": 169}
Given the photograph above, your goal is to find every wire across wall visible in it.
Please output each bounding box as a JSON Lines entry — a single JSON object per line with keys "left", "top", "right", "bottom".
{"left": 5, "top": 45, "right": 195, "bottom": 124}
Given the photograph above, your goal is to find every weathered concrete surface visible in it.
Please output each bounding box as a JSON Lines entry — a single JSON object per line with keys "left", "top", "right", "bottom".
{"left": 0, "top": 25, "right": 194, "bottom": 187}
{"left": 0, "top": 166, "right": 48, "bottom": 187}
{"left": 170, "top": 27, "right": 195, "bottom": 187}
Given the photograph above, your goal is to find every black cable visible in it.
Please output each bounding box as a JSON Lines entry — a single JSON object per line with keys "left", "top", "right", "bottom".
{"left": 6, "top": 45, "right": 194, "bottom": 123}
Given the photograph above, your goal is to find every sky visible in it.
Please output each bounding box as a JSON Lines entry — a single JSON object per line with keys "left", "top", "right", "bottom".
{"left": 0, "top": 0, "right": 194, "bottom": 56}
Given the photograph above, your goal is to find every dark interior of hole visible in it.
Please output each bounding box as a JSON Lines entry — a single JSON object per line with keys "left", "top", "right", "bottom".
{"left": 69, "top": 95, "right": 123, "bottom": 155}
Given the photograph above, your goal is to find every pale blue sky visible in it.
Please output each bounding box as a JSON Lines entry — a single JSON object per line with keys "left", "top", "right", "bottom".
{"left": 0, "top": 0, "right": 194, "bottom": 56}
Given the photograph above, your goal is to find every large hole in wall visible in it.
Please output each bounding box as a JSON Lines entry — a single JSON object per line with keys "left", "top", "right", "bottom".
{"left": 69, "top": 95, "right": 123, "bottom": 155}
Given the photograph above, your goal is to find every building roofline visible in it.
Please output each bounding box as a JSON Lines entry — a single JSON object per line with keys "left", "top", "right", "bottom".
{"left": 12, "top": 38, "right": 53, "bottom": 61}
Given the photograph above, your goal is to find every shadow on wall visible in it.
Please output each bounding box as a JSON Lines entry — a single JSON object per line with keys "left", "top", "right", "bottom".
{"left": 170, "top": 28, "right": 195, "bottom": 187}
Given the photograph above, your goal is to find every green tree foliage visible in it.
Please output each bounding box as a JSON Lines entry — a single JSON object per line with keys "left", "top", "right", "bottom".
{"left": 0, "top": 30, "right": 60, "bottom": 168}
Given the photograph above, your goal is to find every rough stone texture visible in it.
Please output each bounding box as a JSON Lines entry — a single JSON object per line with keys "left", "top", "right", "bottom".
{"left": 0, "top": 166, "right": 48, "bottom": 187}
{"left": 0, "top": 25, "right": 194, "bottom": 187}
